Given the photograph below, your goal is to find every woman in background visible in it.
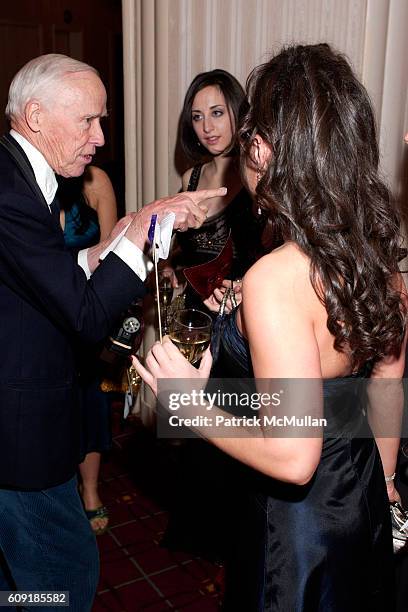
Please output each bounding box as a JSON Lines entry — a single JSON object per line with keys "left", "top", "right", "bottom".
{"left": 135, "top": 44, "right": 406, "bottom": 610}
{"left": 170, "top": 68, "right": 270, "bottom": 311}
{"left": 160, "top": 70, "right": 273, "bottom": 561}
{"left": 59, "top": 165, "right": 117, "bottom": 535}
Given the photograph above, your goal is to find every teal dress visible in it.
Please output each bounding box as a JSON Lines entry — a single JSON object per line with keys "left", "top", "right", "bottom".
{"left": 63, "top": 201, "right": 100, "bottom": 249}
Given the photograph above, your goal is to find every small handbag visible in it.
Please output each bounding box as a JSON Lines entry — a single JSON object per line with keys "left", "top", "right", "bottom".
{"left": 210, "top": 285, "right": 238, "bottom": 362}
{"left": 390, "top": 501, "right": 408, "bottom": 553}
{"left": 183, "top": 235, "right": 233, "bottom": 300}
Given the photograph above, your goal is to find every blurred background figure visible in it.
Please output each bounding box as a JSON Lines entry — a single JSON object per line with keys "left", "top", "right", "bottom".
{"left": 58, "top": 165, "right": 117, "bottom": 535}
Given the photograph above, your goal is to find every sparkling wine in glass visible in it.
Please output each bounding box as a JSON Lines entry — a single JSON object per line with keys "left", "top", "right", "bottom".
{"left": 169, "top": 309, "right": 212, "bottom": 364}
{"left": 157, "top": 273, "right": 174, "bottom": 335}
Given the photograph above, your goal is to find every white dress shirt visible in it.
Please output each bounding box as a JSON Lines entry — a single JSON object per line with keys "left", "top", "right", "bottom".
{"left": 9, "top": 130, "right": 149, "bottom": 281}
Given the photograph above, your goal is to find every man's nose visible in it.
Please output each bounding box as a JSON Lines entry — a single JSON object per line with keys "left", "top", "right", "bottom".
{"left": 90, "top": 120, "right": 105, "bottom": 147}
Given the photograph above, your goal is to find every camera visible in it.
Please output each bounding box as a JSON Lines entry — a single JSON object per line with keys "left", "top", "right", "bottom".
{"left": 102, "top": 301, "right": 144, "bottom": 361}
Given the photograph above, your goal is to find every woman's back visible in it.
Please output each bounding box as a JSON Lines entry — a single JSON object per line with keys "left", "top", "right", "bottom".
{"left": 239, "top": 241, "right": 354, "bottom": 380}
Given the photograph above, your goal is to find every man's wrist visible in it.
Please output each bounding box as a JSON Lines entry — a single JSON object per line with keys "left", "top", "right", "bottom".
{"left": 78, "top": 248, "right": 91, "bottom": 279}
{"left": 113, "top": 236, "right": 151, "bottom": 281}
{"left": 125, "top": 207, "right": 152, "bottom": 251}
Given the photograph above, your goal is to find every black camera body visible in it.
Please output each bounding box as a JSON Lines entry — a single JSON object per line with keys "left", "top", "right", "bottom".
{"left": 102, "top": 301, "right": 144, "bottom": 362}
{"left": 107, "top": 314, "right": 141, "bottom": 355}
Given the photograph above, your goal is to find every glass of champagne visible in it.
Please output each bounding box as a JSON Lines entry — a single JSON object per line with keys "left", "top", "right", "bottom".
{"left": 169, "top": 309, "right": 212, "bottom": 364}
{"left": 157, "top": 272, "right": 174, "bottom": 335}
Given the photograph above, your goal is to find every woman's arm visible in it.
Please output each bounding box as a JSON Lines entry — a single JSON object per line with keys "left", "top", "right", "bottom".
{"left": 236, "top": 248, "right": 323, "bottom": 483}
{"left": 134, "top": 246, "right": 324, "bottom": 485}
{"left": 83, "top": 166, "right": 118, "bottom": 240}
{"left": 367, "top": 274, "right": 407, "bottom": 502}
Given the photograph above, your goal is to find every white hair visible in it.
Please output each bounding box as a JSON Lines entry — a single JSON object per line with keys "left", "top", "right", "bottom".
{"left": 5, "top": 54, "right": 99, "bottom": 121}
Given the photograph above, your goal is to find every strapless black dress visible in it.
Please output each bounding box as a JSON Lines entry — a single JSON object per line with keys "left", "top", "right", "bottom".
{"left": 211, "top": 309, "right": 394, "bottom": 612}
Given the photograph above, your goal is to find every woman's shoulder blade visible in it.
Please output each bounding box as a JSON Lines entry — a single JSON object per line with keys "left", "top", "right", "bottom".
{"left": 246, "top": 242, "right": 310, "bottom": 283}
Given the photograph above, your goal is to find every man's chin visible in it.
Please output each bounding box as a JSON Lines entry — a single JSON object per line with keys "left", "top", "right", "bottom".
{"left": 61, "top": 164, "right": 88, "bottom": 178}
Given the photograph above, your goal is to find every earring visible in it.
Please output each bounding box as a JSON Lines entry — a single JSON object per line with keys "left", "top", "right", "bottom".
{"left": 256, "top": 168, "right": 262, "bottom": 215}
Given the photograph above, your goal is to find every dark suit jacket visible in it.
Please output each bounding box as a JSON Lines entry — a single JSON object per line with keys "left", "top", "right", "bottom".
{"left": 0, "top": 134, "right": 146, "bottom": 490}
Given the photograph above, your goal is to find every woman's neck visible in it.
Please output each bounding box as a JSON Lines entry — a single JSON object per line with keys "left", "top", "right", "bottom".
{"left": 199, "top": 155, "right": 243, "bottom": 217}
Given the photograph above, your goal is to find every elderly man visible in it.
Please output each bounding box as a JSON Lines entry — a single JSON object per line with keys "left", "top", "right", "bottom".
{"left": 0, "top": 54, "right": 224, "bottom": 610}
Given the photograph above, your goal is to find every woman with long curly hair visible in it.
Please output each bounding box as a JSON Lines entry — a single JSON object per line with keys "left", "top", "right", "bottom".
{"left": 134, "top": 44, "right": 407, "bottom": 610}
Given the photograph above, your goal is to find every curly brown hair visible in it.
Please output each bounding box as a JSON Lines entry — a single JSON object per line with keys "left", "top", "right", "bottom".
{"left": 239, "top": 43, "right": 406, "bottom": 368}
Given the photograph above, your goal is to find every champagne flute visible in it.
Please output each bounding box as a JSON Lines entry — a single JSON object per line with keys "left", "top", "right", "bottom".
{"left": 157, "top": 272, "right": 174, "bottom": 335}
{"left": 169, "top": 309, "right": 212, "bottom": 364}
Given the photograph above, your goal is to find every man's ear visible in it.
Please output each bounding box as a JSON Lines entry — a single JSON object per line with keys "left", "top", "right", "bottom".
{"left": 25, "top": 101, "right": 42, "bottom": 132}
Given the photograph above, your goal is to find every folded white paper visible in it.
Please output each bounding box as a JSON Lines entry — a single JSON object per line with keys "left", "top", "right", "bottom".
{"left": 152, "top": 212, "right": 175, "bottom": 260}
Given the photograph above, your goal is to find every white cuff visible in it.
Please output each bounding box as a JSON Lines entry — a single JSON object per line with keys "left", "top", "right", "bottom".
{"left": 78, "top": 248, "right": 91, "bottom": 280}
{"left": 113, "top": 236, "right": 152, "bottom": 281}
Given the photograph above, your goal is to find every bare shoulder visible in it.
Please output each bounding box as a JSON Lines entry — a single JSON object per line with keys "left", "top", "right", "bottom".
{"left": 83, "top": 166, "right": 115, "bottom": 211}
{"left": 85, "top": 166, "right": 112, "bottom": 191}
{"left": 244, "top": 242, "right": 311, "bottom": 297}
{"left": 241, "top": 242, "right": 323, "bottom": 379}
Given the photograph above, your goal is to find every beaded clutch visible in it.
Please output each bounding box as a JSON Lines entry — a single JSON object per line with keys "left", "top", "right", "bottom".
{"left": 183, "top": 235, "right": 233, "bottom": 300}
{"left": 390, "top": 501, "right": 408, "bottom": 553}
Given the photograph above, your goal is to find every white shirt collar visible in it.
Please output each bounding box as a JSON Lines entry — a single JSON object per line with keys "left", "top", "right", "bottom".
{"left": 10, "top": 129, "right": 58, "bottom": 207}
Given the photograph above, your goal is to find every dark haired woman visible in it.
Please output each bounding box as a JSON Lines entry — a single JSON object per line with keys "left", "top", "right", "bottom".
{"left": 59, "top": 165, "right": 117, "bottom": 535}
{"left": 134, "top": 44, "right": 407, "bottom": 610}
{"left": 170, "top": 68, "right": 269, "bottom": 311}
{"left": 161, "top": 70, "right": 273, "bottom": 561}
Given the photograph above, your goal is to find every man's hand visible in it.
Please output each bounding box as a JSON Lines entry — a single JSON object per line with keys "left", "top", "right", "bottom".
{"left": 124, "top": 187, "right": 227, "bottom": 250}
{"left": 86, "top": 213, "right": 137, "bottom": 273}
{"left": 85, "top": 187, "right": 226, "bottom": 274}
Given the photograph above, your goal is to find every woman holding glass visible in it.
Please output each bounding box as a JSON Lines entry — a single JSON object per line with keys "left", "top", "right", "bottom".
{"left": 135, "top": 44, "right": 407, "bottom": 610}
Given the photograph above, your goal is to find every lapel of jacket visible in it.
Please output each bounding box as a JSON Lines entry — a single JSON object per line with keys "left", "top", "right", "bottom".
{"left": 0, "top": 133, "right": 50, "bottom": 211}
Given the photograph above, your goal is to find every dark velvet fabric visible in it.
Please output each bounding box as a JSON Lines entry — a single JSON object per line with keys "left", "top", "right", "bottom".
{"left": 211, "top": 310, "right": 394, "bottom": 612}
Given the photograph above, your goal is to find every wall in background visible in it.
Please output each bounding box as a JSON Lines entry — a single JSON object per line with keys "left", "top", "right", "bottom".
{"left": 123, "top": 0, "right": 407, "bottom": 205}
{"left": 0, "top": 0, "right": 124, "bottom": 201}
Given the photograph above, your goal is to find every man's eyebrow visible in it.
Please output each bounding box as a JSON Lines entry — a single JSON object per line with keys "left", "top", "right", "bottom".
{"left": 82, "top": 111, "right": 109, "bottom": 119}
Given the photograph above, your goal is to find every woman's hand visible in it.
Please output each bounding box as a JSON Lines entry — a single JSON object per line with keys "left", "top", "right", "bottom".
{"left": 203, "top": 279, "right": 243, "bottom": 313}
{"left": 132, "top": 336, "right": 212, "bottom": 396}
{"left": 387, "top": 480, "right": 401, "bottom": 504}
